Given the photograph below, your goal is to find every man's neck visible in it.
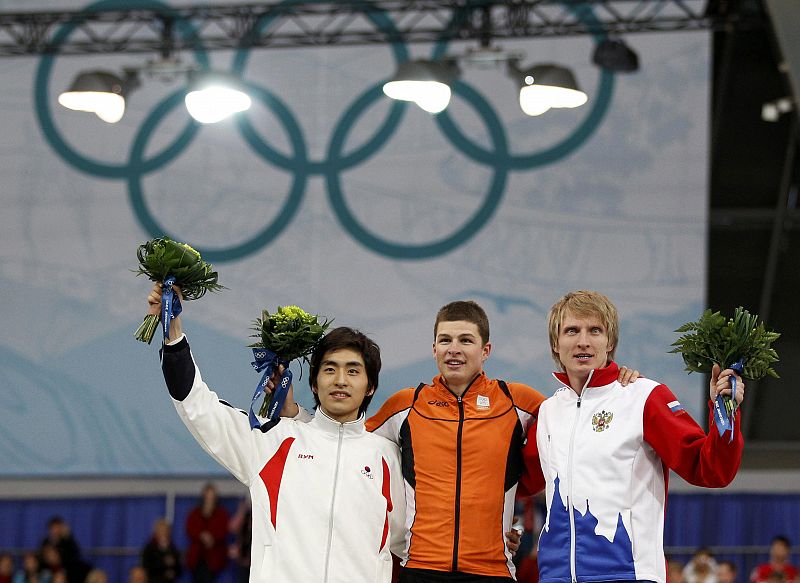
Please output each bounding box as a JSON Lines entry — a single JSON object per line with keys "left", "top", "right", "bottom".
{"left": 568, "top": 372, "right": 589, "bottom": 396}
{"left": 444, "top": 373, "right": 480, "bottom": 398}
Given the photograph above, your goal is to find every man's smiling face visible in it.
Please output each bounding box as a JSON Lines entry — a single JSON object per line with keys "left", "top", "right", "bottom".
{"left": 313, "top": 348, "right": 373, "bottom": 422}
{"left": 433, "top": 320, "right": 491, "bottom": 395}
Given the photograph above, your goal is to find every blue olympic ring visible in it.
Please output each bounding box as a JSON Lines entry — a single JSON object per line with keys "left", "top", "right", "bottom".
{"left": 231, "top": 0, "right": 410, "bottom": 175}
{"left": 34, "top": 0, "right": 209, "bottom": 178}
{"left": 35, "top": 0, "right": 615, "bottom": 261}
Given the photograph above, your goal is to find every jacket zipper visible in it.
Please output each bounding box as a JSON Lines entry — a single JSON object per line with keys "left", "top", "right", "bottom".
{"left": 323, "top": 423, "right": 344, "bottom": 583}
{"left": 452, "top": 394, "right": 465, "bottom": 571}
{"left": 568, "top": 395, "right": 582, "bottom": 583}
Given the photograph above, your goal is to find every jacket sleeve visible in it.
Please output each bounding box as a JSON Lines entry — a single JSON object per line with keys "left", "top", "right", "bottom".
{"left": 385, "top": 442, "right": 408, "bottom": 559}
{"left": 161, "top": 336, "right": 289, "bottom": 485}
{"left": 519, "top": 417, "right": 546, "bottom": 496}
{"left": 366, "top": 388, "right": 415, "bottom": 444}
{"left": 643, "top": 383, "right": 743, "bottom": 487}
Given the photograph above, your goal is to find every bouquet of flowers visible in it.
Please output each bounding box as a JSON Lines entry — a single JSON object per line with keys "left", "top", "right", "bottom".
{"left": 133, "top": 237, "right": 223, "bottom": 344}
{"left": 247, "top": 305, "right": 331, "bottom": 428}
{"left": 669, "top": 306, "right": 779, "bottom": 438}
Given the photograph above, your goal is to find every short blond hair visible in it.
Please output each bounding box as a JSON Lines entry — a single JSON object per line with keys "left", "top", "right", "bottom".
{"left": 548, "top": 290, "right": 619, "bottom": 370}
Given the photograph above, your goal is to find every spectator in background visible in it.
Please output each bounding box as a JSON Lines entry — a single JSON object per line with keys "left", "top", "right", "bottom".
{"left": 39, "top": 545, "right": 64, "bottom": 581}
{"left": 49, "top": 574, "right": 65, "bottom": 583}
{"left": 185, "top": 483, "right": 230, "bottom": 583}
{"left": 0, "top": 553, "right": 14, "bottom": 583}
{"left": 39, "top": 517, "right": 91, "bottom": 583}
{"left": 228, "top": 498, "right": 251, "bottom": 583}
{"left": 668, "top": 560, "right": 686, "bottom": 583}
{"left": 127, "top": 567, "right": 148, "bottom": 583}
{"left": 83, "top": 569, "right": 107, "bottom": 583}
{"left": 752, "top": 537, "right": 798, "bottom": 583}
{"left": 683, "top": 548, "right": 718, "bottom": 583}
{"left": 141, "top": 519, "right": 181, "bottom": 583}
{"left": 718, "top": 561, "right": 738, "bottom": 583}
{"left": 13, "top": 551, "right": 51, "bottom": 583}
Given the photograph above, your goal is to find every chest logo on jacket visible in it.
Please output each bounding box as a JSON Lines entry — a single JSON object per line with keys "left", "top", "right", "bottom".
{"left": 591, "top": 410, "right": 614, "bottom": 432}
{"left": 361, "top": 466, "right": 374, "bottom": 479}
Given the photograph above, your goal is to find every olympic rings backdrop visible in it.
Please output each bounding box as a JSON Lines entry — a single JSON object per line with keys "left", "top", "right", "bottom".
{"left": 0, "top": 0, "right": 709, "bottom": 476}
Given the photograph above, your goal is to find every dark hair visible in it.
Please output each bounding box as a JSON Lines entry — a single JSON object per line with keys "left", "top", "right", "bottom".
{"left": 772, "top": 535, "right": 791, "bottom": 547}
{"left": 309, "top": 327, "right": 381, "bottom": 416}
{"left": 434, "top": 300, "right": 490, "bottom": 345}
{"left": 719, "top": 560, "right": 737, "bottom": 573}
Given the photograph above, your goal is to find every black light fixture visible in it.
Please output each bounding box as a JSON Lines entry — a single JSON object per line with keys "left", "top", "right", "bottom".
{"left": 58, "top": 69, "right": 139, "bottom": 123}
{"left": 592, "top": 38, "right": 639, "bottom": 73}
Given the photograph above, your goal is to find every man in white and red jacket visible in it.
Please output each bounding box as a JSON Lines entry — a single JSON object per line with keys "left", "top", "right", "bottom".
{"left": 521, "top": 290, "right": 745, "bottom": 583}
{"left": 148, "top": 283, "right": 406, "bottom": 583}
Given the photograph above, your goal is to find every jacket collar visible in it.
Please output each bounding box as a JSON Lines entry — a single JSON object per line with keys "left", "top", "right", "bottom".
{"left": 310, "top": 407, "right": 366, "bottom": 437}
{"left": 553, "top": 361, "right": 620, "bottom": 393}
{"left": 432, "top": 371, "right": 489, "bottom": 399}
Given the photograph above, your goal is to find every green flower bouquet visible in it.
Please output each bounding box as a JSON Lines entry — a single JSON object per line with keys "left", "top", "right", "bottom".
{"left": 133, "top": 237, "right": 223, "bottom": 344}
{"left": 247, "top": 306, "right": 332, "bottom": 427}
{"left": 669, "top": 306, "right": 779, "bottom": 436}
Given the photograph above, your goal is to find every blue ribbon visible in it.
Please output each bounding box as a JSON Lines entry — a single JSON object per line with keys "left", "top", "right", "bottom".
{"left": 248, "top": 347, "right": 292, "bottom": 429}
{"left": 161, "top": 276, "right": 182, "bottom": 340}
{"left": 713, "top": 358, "right": 743, "bottom": 443}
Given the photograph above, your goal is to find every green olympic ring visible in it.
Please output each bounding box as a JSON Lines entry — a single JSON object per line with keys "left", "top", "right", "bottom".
{"left": 326, "top": 81, "right": 509, "bottom": 259}
{"left": 127, "top": 83, "right": 308, "bottom": 262}
{"left": 431, "top": 3, "right": 615, "bottom": 169}
{"left": 34, "top": 0, "right": 615, "bottom": 261}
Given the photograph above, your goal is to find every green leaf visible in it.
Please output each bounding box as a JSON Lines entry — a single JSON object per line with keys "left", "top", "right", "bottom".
{"left": 249, "top": 305, "right": 332, "bottom": 364}
{"left": 669, "top": 307, "right": 780, "bottom": 380}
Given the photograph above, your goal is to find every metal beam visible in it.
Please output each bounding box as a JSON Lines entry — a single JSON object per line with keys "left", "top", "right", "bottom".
{"left": 0, "top": 0, "right": 763, "bottom": 57}
{"left": 742, "top": 126, "right": 797, "bottom": 439}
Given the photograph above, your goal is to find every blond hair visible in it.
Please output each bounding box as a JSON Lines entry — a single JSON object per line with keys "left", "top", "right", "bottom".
{"left": 547, "top": 290, "right": 619, "bottom": 369}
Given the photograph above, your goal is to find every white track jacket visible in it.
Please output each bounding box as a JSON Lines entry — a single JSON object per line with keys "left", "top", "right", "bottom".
{"left": 521, "top": 362, "right": 743, "bottom": 583}
{"left": 161, "top": 336, "right": 406, "bottom": 583}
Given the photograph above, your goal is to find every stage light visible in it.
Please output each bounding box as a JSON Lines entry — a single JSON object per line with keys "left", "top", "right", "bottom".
{"left": 383, "top": 59, "right": 459, "bottom": 114}
{"left": 514, "top": 64, "right": 588, "bottom": 117}
{"left": 58, "top": 70, "right": 138, "bottom": 123}
{"left": 184, "top": 72, "right": 252, "bottom": 124}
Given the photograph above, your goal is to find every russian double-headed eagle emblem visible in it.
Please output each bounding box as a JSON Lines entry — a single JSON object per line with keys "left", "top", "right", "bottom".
{"left": 592, "top": 410, "right": 614, "bottom": 432}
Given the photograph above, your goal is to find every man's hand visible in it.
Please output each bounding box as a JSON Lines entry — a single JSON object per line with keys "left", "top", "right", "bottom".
{"left": 710, "top": 363, "right": 745, "bottom": 406}
{"left": 617, "top": 366, "right": 640, "bottom": 386}
{"left": 147, "top": 282, "right": 183, "bottom": 342}
{"left": 262, "top": 363, "right": 299, "bottom": 418}
{"left": 505, "top": 528, "right": 521, "bottom": 556}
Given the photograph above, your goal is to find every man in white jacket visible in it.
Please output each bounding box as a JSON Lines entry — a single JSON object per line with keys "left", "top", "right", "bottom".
{"left": 521, "top": 290, "right": 745, "bottom": 583}
{"left": 148, "top": 283, "right": 406, "bottom": 583}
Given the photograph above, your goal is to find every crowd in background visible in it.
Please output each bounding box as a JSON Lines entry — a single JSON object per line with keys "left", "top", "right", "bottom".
{"left": 0, "top": 484, "right": 250, "bottom": 583}
{"left": 0, "top": 485, "right": 795, "bottom": 583}
{"left": 510, "top": 493, "right": 797, "bottom": 583}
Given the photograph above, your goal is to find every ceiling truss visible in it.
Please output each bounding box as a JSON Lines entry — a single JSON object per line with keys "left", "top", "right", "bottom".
{"left": 0, "top": 0, "right": 760, "bottom": 57}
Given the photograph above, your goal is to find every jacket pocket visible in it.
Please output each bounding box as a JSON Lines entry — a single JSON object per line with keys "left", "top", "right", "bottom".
{"left": 374, "top": 552, "right": 393, "bottom": 583}
{"left": 252, "top": 541, "right": 275, "bottom": 582}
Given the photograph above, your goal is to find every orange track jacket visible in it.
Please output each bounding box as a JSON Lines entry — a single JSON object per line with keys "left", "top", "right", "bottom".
{"left": 366, "top": 372, "right": 545, "bottom": 578}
